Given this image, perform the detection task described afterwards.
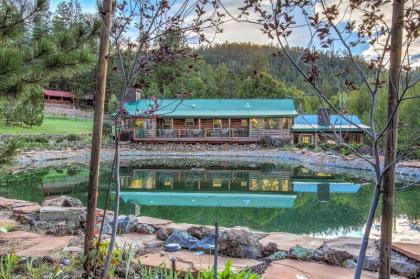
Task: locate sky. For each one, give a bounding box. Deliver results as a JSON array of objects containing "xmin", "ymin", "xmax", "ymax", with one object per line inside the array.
[{"xmin": 49, "ymin": 0, "xmax": 419, "ymax": 66}]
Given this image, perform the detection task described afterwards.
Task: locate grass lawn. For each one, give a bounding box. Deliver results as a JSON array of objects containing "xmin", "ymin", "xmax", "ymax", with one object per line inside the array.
[{"xmin": 0, "ymin": 117, "xmax": 93, "ymax": 135}]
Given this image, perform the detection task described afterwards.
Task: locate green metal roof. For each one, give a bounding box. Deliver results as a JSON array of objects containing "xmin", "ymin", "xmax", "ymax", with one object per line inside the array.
[
  {"xmin": 123, "ymin": 99, "xmax": 297, "ymax": 118},
  {"xmin": 291, "ymin": 114, "xmax": 369, "ymax": 132}
]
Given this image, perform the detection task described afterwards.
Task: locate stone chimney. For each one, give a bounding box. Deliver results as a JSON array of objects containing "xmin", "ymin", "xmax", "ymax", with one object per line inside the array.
[
  {"xmin": 125, "ymin": 87, "xmax": 141, "ymax": 103},
  {"xmin": 318, "ymin": 108, "xmax": 330, "ymax": 126}
]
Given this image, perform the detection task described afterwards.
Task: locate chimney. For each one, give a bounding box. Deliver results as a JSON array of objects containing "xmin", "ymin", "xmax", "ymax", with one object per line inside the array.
[
  {"xmin": 125, "ymin": 87, "xmax": 141, "ymax": 103},
  {"xmin": 318, "ymin": 108, "xmax": 330, "ymax": 126}
]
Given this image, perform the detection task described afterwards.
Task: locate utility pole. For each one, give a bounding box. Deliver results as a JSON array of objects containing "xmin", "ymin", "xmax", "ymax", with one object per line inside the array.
[
  {"xmin": 84, "ymin": 0, "xmax": 113, "ymax": 266},
  {"xmin": 379, "ymin": 0, "xmax": 404, "ymax": 278}
]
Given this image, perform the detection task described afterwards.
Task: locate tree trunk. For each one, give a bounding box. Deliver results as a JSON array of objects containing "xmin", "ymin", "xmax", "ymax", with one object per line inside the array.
[
  {"xmin": 379, "ymin": 0, "xmax": 404, "ymax": 278},
  {"xmin": 84, "ymin": 0, "xmax": 113, "ymax": 266}
]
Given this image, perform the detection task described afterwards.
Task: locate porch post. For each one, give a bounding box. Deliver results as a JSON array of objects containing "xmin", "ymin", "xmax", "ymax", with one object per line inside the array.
[
  {"xmin": 151, "ymin": 117, "xmax": 157, "ymax": 138},
  {"xmin": 228, "ymin": 118, "xmax": 231, "ymax": 137}
]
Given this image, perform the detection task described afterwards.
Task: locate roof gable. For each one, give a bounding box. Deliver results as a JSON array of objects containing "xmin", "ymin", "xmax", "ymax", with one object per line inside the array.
[{"xmin": 124, "ymin": 99, "xmax": 297, "ymax": 117}]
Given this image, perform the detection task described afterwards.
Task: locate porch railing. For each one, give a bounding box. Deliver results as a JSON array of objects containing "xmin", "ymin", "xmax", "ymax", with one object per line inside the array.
[{"xmin": 156, "ymin": 128, "xmax": 250, "ymax": 138}]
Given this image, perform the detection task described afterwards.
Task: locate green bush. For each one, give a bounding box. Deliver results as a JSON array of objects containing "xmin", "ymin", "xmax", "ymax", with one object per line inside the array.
[
  {"xmin": 66, "ymin": 134, "xmax": 82, "ymax": 142},
  {"xmin": 397, "ymin": 144, "xmax": 420, "ymax": 160},
  {"xmin": 31, "ymin": 135, "xmax": 50, "ymax": 144},
  {"xmin": 103, "ymin": 121, "xmax": 113, "ymax": 137}
]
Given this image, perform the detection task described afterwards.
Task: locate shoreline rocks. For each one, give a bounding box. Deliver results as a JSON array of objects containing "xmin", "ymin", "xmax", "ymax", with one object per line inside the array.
[
  {"xmin": 0, "ymin": 196, "xmax": 419, "ymax": 278},
  {"xmin": 10, "ymin": 146, "xmax": 420, "ymax": 181}
]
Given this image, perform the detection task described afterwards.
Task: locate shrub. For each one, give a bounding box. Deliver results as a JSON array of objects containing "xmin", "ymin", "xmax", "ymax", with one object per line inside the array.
[
  {"xmin": 31, "ymin": 135, "xmax": 50, "ymax": 144},
  {"xmin": 0, "ymin": 138, "xmax": 21, "ymax": 166},
  {"xmin": 103, "ymin": 121, "xmax": 113, "ymax": 137},
  {"xmin": 66, "ymin": 134, "xmax": 82, "ymax": 142},
  {"xmin": 295, "ymin": 143, "xmax": 315, "ymax": 149},
  {"xmin": 397, "ymin": 144, "xmax": 420, "ymax": 161},
  {"xmin": 0, "ymin": 251, "xmax": 19, "ymax": 279}
]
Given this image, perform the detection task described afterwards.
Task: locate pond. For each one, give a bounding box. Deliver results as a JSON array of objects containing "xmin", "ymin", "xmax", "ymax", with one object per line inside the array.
[{"xmin": 0, "ymin": 158, "xmax": 419, "ymax": 238}]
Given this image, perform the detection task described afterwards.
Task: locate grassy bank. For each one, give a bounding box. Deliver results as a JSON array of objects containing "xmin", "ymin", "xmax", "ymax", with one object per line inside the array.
[{"xmin": 0, "ymin": 117, "xmax": 93, "ymax": 135}]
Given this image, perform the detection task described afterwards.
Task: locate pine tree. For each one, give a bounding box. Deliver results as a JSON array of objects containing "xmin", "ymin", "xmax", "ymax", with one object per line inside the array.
[
  {"xmin": 22, "ymin": 87, "xmax": 44, "ymax": 127},
  {"xmin": 0, "ymin": 0, "xmax": 98, "ymax": 125}
]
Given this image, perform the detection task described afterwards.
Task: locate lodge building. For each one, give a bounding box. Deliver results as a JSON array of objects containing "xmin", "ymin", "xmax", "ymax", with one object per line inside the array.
[{"xmin": 121, "ymin": 99, "xmax": 368, "ymax": 145}]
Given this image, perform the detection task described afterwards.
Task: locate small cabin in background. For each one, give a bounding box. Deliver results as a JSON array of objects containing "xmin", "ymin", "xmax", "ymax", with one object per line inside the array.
[
  {"xmin": 43, "ymin": 89, "xmax": 74, "ymax": 107},
  {"xmin": 121, "ymin": 99, "xmax": 298, "ymax": 144},
  {"xmin": 291, "ymin": 109, "xmax": 369, "ymax": 144}
]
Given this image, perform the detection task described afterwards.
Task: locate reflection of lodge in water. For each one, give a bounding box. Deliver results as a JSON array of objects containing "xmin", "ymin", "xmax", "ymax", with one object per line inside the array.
[{"xmin": 119, "ymin": 167, "xmax": 361, "ymax": 205}]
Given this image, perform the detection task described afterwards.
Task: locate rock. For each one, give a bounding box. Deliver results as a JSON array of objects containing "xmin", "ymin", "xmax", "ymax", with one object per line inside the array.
[
  {"xmin": 262, "ymin": 242, "xmax": 278, "ymax": 257},
  {"xmin": 342, "ymin": 259, "xmax": 357, "ymax": 269},
  {"xmin": 136, "ymin": 216, "xmax": 172, "ymax": 227},
  {"xmin": 166, "ymin": 243, "xmax": 181, "ymax": 252},
  {"xmin": 117, "ymin": 215, "xmax": 138, "ymax": 233},
  {"xmin": 262, "ymin": 259, "xmax": 403, "ymax": 279},
  {"xmin": 12, "ymin": 204, "xmax": 41, "ymax": 216},
  {"xmin": 362, "ymin": 256, "xmax": 379, "ymax": 272},
  {"xmin": 135, "ymin": 223, "xmax": 156, "ymax": 235},
  {"xmin": 42, "ymin": 196, "xmax": 83, "ymax": 208},
  {"xmin": 165, "ymin": 230, "xmax": 199, "ymax": 249},
  {"xmin": 116, "ymin": 233, "xmax": 163, "ymax": 255},
  {"xmin": 190, "ymin": 234, "xmax": 216, "ymax": 251},
  {"xmin": 39, "ymin": 206, "xmax": 85, "ymax": 224},
  {"xmin": 267, "ymin": 251, "xmax": 288, "ymax": 261},
  {"xmin": 187, "ymin": 226, "xmax": 211, "ymax": 239},
  {"xmin": 62, "ymin": 246, "xmax": 83, "ymax": 254},
  {"xmin": 259, "ymin": 232, "xmax": 324, "ymax": 251},
  {"xmin": 135, "ymin": 250, "xmax": 261, "ymax": 273},
  {"xmin": 391, "ymin": 251, "xmax": 420, "ymax": 278},
  {"xmin": 0, "ymin": 230, "xmax": 72, "ymax": 258},
  {"xmin": 322, "ymin": 237, "xmax": 378, "ymax": 265},
  {"xmin": 219, "ymin": 229, "xmax": 262, "ymax": 259},
  {"xmin": 288, "ymin": 245, "xmax": 314, "ymax": 260},
  {"xmin": 392, "ymin": 242, "xmax": 420, "ymax": 262},
  {"xmin": 97, "ymin": 223, "xmax": 112, "ymax": 235},
  {"xmin": 156, "ymin": 227, "xmax": 171, "ymax": 241}
]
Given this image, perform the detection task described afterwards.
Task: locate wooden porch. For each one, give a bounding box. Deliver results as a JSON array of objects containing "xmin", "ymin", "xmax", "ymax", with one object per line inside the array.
[{"xmin": 132, "ymin": 136, "xmax": 260, "ymax": 144}]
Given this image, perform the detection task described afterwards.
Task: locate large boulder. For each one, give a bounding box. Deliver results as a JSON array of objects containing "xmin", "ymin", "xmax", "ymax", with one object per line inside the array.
[
  {"xmin": 135, "ymin": 223, "xmax": 156, "ymax": 235},
  {"xmin": 39, "ymin": 206, "xmax": 85, "ymax": 225},
  {"xmin": 391, "ymin": 252, "xmax": 420, "ymax": 278},
  {"xmin": 116, "ymin": 215, "xmax": 138, "ymax": 233},
  {"xmin": 165, "ymin": 230, "xmax": 199, "ymax": 249},
  {"xmin": 187, "ymin": 226, "xmax": 212, "ymax": 239},
  {"xmin": 42, "ymin": 196, "xmax": 83, "ymax": 208},
  {"xmin": 156, "ymin": 227, "xmax": 171, "ymax": 241},
  {"xmin": 218, "ymin": 229, "xmax": 262, "ymax": 259},
  {"xmin": 262, "ymin": 242, "xmax": 278, "ymax": 257},
  {"xmin": 288, "ymin": 245, "xmax": 314, "ymax": 260},
  {"xmin": 322, "ymin": 237, "xmax": 378, "ymax": 265}
]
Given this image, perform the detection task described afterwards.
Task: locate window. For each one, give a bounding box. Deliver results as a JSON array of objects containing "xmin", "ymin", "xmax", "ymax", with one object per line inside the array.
[
  {"xmin": 212, "ymin": 178, "xmax": 222, "ymax": 187},
  {"xmin": 263, "ymin": 118, "xmax": 280, "ymax": 129},
  {"xmin": 145, "ymin": 119, "xmax": 152, "ymax": 130},
  {"xmin": 185, "ymin": 118, "xmax": 194, "ymax": 128},
  {"xmin": 163, "ymin": 119, "xmax": 172, "ymax": 129},
  {"xmin": 213, "ymin": 119, "xmax": 222, "ymax": 129},
  {"xmin": 282, "ymin": 118, "xmax": 290, "ymax": 129},
  {"xmin": 240, "ymin": 119, "xmax": 249, "ymax": 127},
  {"xmin": 250, "ymin": 118, "xmax": 259, "ymax": 128},
  {"xmin": 301, "ymin": 136, "xmax": 311, "ymax": 144}
]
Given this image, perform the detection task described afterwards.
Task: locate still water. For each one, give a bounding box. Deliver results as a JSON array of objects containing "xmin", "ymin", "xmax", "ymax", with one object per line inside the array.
[{"xmin": 0, "ymin": 158, "xmax": 418, "ymax": 237}]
